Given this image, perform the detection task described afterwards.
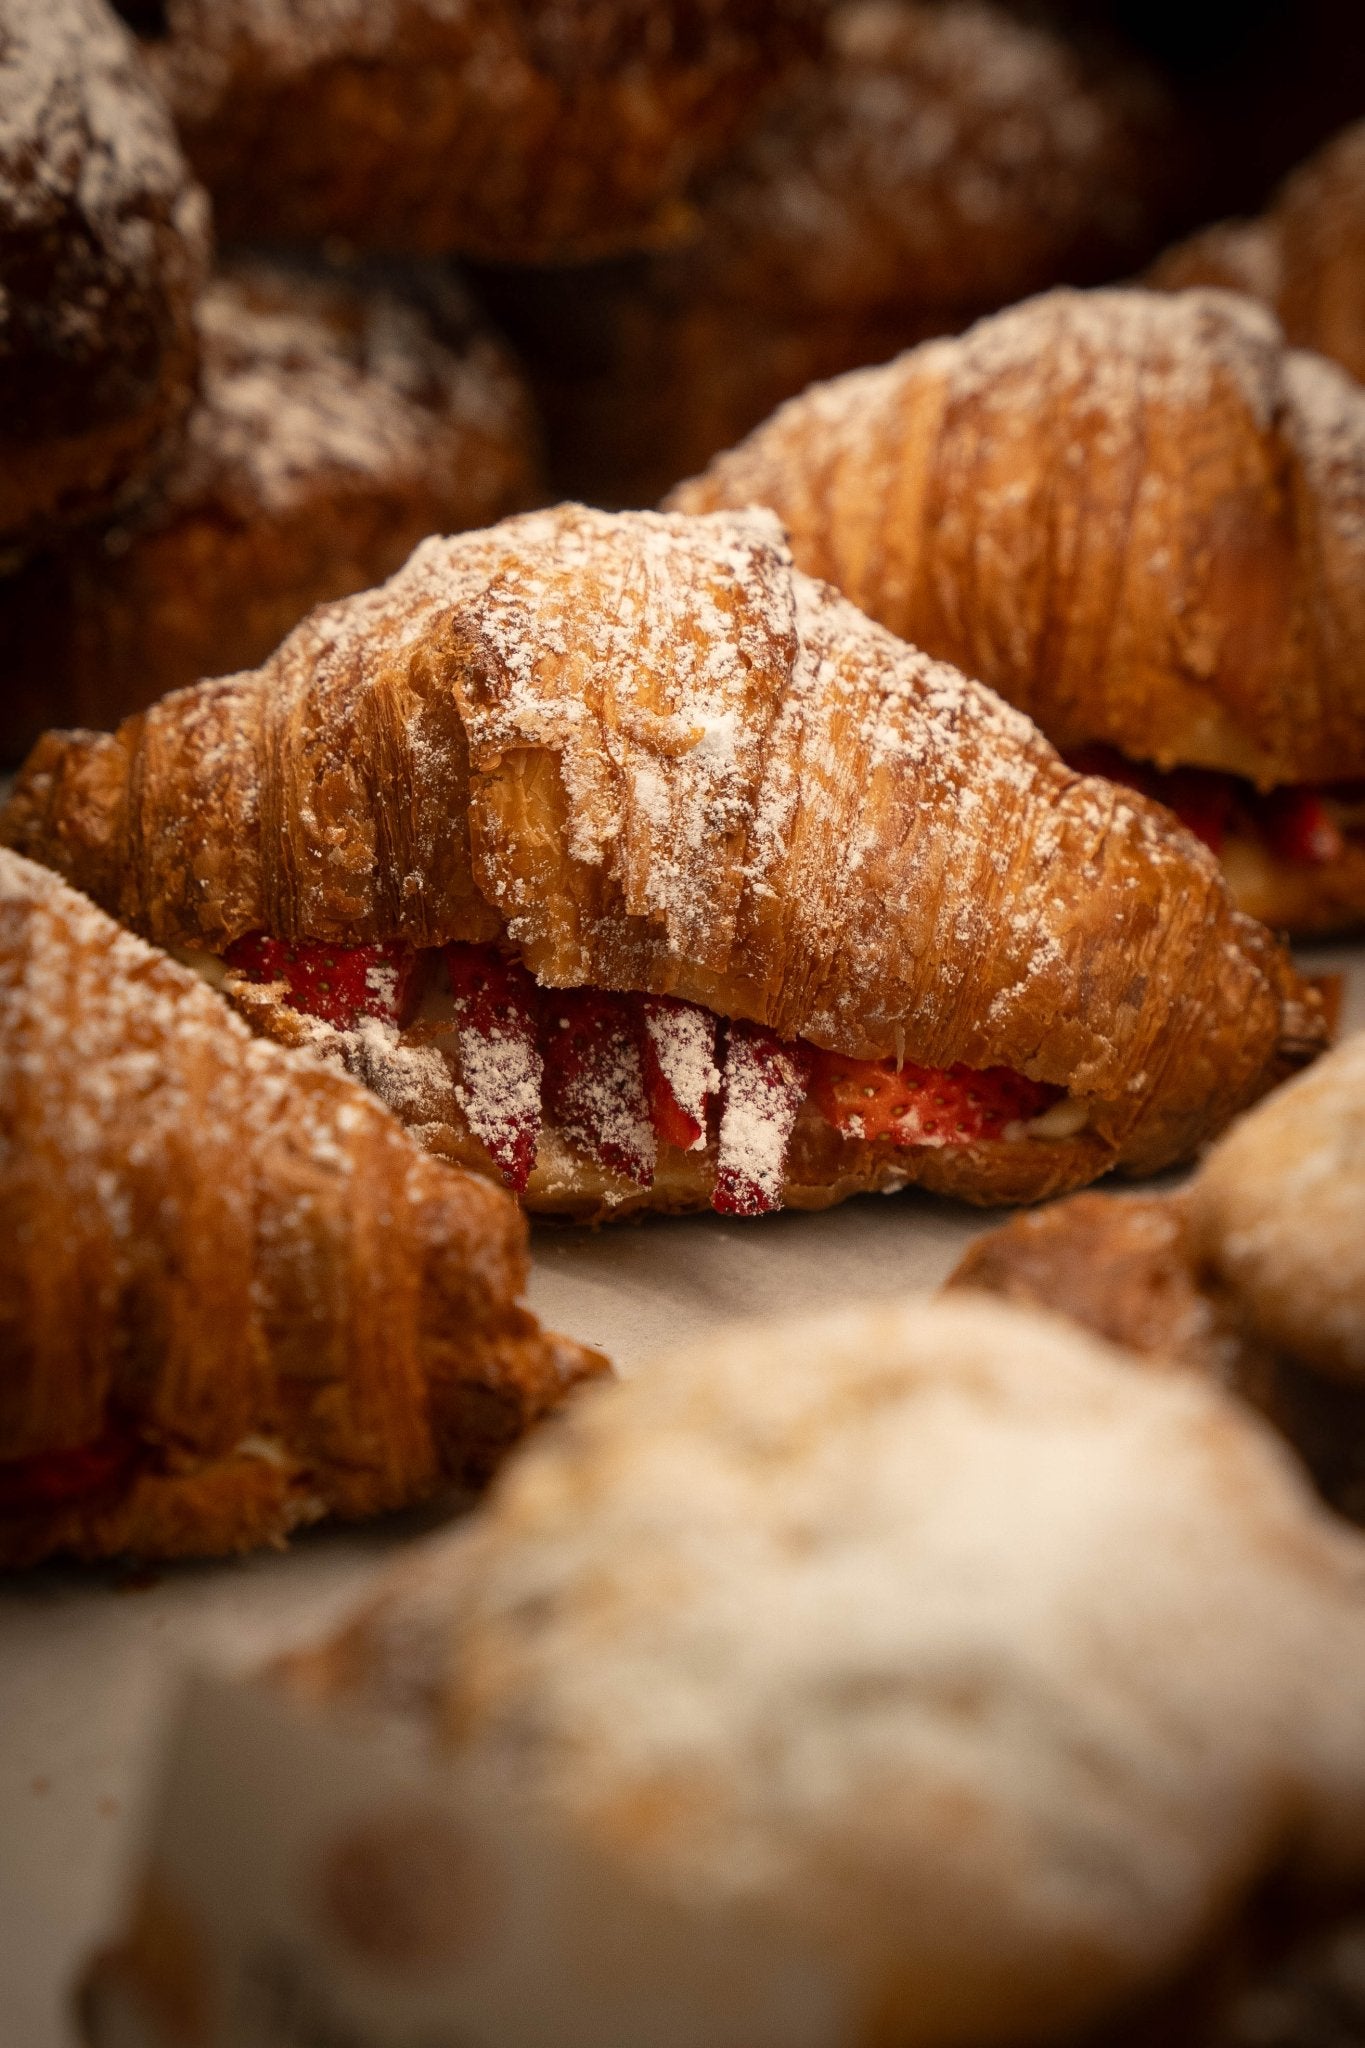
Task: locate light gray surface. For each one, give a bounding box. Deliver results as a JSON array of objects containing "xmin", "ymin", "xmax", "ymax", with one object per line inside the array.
[
  {"xmin": 0, "ymin": 1192, "xmax": 995, "ymax": 2048},
  {"xmin": 3, "ymin": 949, "xmax": 1361, "ymax": 2048}
]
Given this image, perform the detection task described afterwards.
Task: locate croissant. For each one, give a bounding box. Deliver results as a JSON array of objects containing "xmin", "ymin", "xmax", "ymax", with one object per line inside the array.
[
  {"xmin": 950, "ymin": 1029, "xmax": 1365, "ymax": 1523},
  {"xmin": 0, "ymin": 846, "xmax": 605, "ymax": 1568},
  {"xmin": 670, "ymin": 287, "xmax": 1365, "ymax": 935},
  {"xmin": 246, "ymin": 1298, "xmax": 1365, "ymax": 2048},
  {"xmin": 476, "ymin": 0, "xmax": 1182, "ymax": 508},
  {"xmin": 1150, "ymin": 118, "xmax": 1365, "ymax": 390},
  {"xmin": 0, "ymin": 0, "xmax": 209, "ymax": 562},
  {"xmin": 1, "ymin": 505, "xmax": 1324, "ymax": 1223},
  {"xmin": 134, "ymin": 0, "xmax": 822, "ymax": 263},
  {"xmin": 0, "ymin": 255, "xmax": 540, "ymax": 763}
]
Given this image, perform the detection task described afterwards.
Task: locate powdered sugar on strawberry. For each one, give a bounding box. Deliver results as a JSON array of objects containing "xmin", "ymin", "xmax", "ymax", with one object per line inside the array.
[{"xmin": 714, "ymin": 1021, "xmax": 809, "ymax": 1215}]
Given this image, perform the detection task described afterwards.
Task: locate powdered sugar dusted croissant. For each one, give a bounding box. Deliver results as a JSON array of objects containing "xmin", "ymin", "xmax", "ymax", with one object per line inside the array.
[
  {"xmin": 671, "ymin": 288, "xmax": 1365, "ymax": 934},
  {"xmin": 269, "ymin": 1296, "xmax": 1365, "ymax": 2047},
  {"xmin": 1, "ymin": 505, "xmax": 1323, "ymax": 1220},
  {"xmin": 0, "ymin": 847, "xmax": 604, "ymax": 1567}
]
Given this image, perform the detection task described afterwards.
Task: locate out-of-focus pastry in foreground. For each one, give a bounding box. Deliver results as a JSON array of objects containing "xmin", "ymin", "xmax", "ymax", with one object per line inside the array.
[
  {"xmin": 0, "ymin": 257, "xmax": 542, "ymax": 762},
  {"xmin": 256, "ymin": 1295, "xmax": 1365, "ymax": 2047},
  {"xmin": 672, "ymin": 287, "xmax": 1365, "ymax": 934},
  {"xmin": 1151, "ymin": 117, "xmax": 1365, "ymax": 389},
  {"xmin": 0, "ymin": 0, "xmax": 210, "ymax": 564},
  {"xmin": 478, "ymin": 0, "xmax": 1186, "ymax": 507},
  {"xmin": 0, "ymin": 847, "xmax": 605, "ymax": 1567},
  {"xmin": 951, "ymin": 1029, "xmax": 1365, "ymax": 1523},
  {"xmin": 0, "ymin": 504, "xmax": 1325, "ymax": 1221},
  {"xmin": 127, "ymin": 0, "xmax": 826, "ymax": 263}
]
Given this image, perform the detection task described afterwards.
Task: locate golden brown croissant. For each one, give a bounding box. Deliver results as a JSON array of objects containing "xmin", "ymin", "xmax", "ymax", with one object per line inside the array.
[
  {"xmin": 0, "ymin": 505, "xmax": 1324, "ymax": 1222},
  {"xmin": 950, "ymin": 1029, "xmax": 1365, "ymax": 1522},
  {"xmin": 0, "ymin": 846, "xmax": 605, "ymax": 1568},
  {"xmin": 0, "ymin": 255, "xmax": 541, "ymax": 763},
  {"xmin": 670, "ymin": 287, "xmax": 1365, "ymax": 935},
  {"xmin": 1150, "ymin": 118, "xmax": 1365, "ymax": 390},
  {"xmin": 477, "ymin": 0, "xmax": 1182, "ymax": 508},
  {"xmin": 134, "ymin": 0, "xmax": 823, "ymax": 263}
]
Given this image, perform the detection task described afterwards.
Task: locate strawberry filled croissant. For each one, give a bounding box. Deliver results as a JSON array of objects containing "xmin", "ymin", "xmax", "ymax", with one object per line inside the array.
[
  {"xmin": 671, "ymin": 289, "xmax": 1365, "ymax": 935},
  {"xmin": 1, "ymin": 505, "xmax": 1324, "ymax": 1221},
  {"xmin": 0, "ymin": 848, "xmax": 605, "ymax": 1567}
]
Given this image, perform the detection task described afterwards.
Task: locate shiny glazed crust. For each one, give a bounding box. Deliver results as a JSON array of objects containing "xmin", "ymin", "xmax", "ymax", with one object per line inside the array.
[
  {"xmin": 0, "ymin": 257, "xmax": 541, "ymax": 760},
  {"xmin": 140, "ymin": 0, "xmax": 822, "ymax": 262},
  {"xmin": 670, "ymin": 288, "xmax": 1365, "ymax": 789},
  {"xmin": 0, "ymin": 0, "xmax": 210, "ymax": 560},
  {"xmin": 0, "ymin": 848, "xmax": 605, "ymax": 1566},
  {"xmin": 0, "ymin": 504, "xmax": 1326, "ymax": 1212}
]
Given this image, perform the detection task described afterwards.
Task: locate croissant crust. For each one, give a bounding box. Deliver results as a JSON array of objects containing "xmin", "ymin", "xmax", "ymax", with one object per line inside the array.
[
  {"xmin": 0, "ymin": 505, "xmax": 1323, "ymax": 1201},
  {"xmin": 669, "ymin": 288, "xmax": 1365, "ymax": 790},
  {"xmin": 0, "ymin": 848, "xmax": 604, "ymax": 1565}
]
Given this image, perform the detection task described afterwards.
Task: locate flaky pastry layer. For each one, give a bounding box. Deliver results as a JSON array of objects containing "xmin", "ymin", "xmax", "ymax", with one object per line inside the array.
[
  {"xmin": 0, "ymin": 504, "xmax": 1325, "ymax": 1211},
  {"xmin": 0, "ymin": 849, "xmax": 604, "ymax": 1566},
  {"xmin": 670, "ymin": 288, "xmax": 1365, "ymax": 791}
]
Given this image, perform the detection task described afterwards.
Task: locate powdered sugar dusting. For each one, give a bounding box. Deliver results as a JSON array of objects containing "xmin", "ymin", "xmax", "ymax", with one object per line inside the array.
[
  {"xmin": 452, "ymin": 503, "xmax": 798, "ymax": 966},
  {"xmin": 641, "ymin": 997, "xmax": 719, "ymax": 1147},
  {"xmin": 542, "ymin": 992, "xmax": 656, "ymax": 1188},
  {"xmin": 151, "ymin": 0, "xmax": 473, "ymax": 118},
  {"xmin": 714, "ymin": 1022, "xmax": 806, "ymax": 1214},
  {"xmin": 455, "ymin": 1018, "xmax": 543, "ymax": 1186},
  {"xmin": 698, "ymin": 0, "xmax": 1173, "ymax": 316},
  {"xmin": 1285, "ymin": 348, "xmax": 1365, "ymax": 543},
  {"xmin": 163, "ymin": 261, "xmax": 530, "ymax": 519},
  {"xmin": 0, "ymin": 0, "xmax": 207, "ymax": 345}
]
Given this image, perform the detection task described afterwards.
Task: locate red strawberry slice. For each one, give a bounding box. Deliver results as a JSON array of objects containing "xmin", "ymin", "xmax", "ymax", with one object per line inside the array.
[
  {"xmin": 541, "ymin": 989, "xmax": 656, "ymax": 1187},
  {"xmin": 0, "ymin": 1432, "xmax": 138, "ymax": 1517},
  {"xmin": 810, "ymin": 1051, "xmax": 1059, "ymax": 1146},
  {"xmin": 224, "ymin": 934, "xmax": 425, "ymax": 1032},
  {"xmin": 713, "ymin": 1021, "xmax": 810, "ymax": 1216},
  {"xmin": 1258, "ymin": 788, "xmax": 1347, "ymax": 867},
  {"xmin": 445, "ymin": 946, "xmax": 543, "ymax": 1194},
  {"xmin": 639, "ymin": 996, "xmax": 720, "ymax": 1152}
]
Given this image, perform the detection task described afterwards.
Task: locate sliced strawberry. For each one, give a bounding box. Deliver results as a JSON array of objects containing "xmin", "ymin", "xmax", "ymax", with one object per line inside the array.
[
  {"xmin": 810, "ymin": 1051, "xmax": 1060, "ymax": 1147},
  {"xmin": 445, "ymin": 945, "xmax": 543, "ymax": 1194},
  {"xmin": 224, "ymin": 933, "xmax": 425, "ymax": 1031},
  {"xmin": 1257, "ymin": 788, "xmax": 1347, "ymax": 867},
  {"xmin": 0, "ymin": 1433, "xmax": 138, "ymax": 1517},
  {"xmin": 541, "ymin": 988, "xmax": 656, "ymax": 1187},
  {"xmin": 639, "ymin": 996, "xmax": 720, "ymax": 1153},
  {"xmin": 713, "ymin": 1021, "xmax": 810, "ymax": 1216}
]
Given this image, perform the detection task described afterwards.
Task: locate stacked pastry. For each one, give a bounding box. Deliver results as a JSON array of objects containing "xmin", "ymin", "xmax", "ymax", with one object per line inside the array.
[
  {"xmin": 0, "ymin": 0, "xmax": 545, "ymax": 758},
  {"xmin": 2, "ymin": 6, "xmax": 1365, "ymax": 2039}
]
